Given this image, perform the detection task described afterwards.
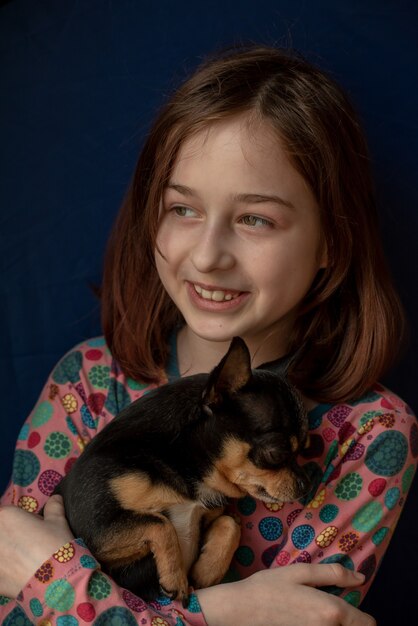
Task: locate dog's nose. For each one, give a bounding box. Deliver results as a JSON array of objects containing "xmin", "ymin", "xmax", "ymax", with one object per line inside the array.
[{"xmin": 296, "ymin": 473, "xmax": 311, "ymax": 497}]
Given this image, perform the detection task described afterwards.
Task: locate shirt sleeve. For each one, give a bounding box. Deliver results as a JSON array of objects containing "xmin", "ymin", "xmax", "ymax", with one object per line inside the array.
[
  {"xmin": 0, "ymin": 340, "xmax": 208, "ymax": 626},
  {"xmin": 226, "ymin": 386, "xmax": 417, "ymax": 608},
  {"xmin": 311, "ymin": 388, "xmax": 418, "ymax": 606}
]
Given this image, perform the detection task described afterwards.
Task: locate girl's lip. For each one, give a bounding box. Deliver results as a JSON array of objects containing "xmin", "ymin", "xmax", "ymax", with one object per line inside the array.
[
  {"xmin": 186, "ymin": 281, "xmax": 250, "ymax": 311},
  {"xmin": 190, "ymin": 281, "xmax": 243, "ymax": 295}
]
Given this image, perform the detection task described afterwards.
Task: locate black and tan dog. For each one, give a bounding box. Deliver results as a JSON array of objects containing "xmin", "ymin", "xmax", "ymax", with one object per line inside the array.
[{"xmin": 55, "ymin": 337, "xmax": 310, "ymax": 604}]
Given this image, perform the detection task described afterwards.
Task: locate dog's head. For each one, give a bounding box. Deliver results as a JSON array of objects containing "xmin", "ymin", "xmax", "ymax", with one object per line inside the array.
[{"xmin": 200, "ymin": 337, "xmax": 311, "ymax": 503}]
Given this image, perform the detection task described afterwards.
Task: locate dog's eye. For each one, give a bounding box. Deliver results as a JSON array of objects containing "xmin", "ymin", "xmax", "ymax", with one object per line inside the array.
[
  {"xmin": 256, "ymin": 486, "xmax": 270, "ymax": 498},
  {"xmin": 250, "ymin": 445, "xmax": 288, "ymax": 468}
]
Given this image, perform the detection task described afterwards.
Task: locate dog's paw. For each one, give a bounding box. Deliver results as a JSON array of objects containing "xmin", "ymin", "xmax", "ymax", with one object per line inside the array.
[
  {"xmin": 159, "ymin": 585, "xmax": 178, "ymax": 601},
  {"xmin": 158, "ymin": 571, "xmax": 189, "ymax": 604},
  {"xmin": 181, "ymin": 593, "xmax": 191, "ymax": 609},
  {"xmin": 158, "ymin": 584, "xmax": 190, "ymax": 607}
]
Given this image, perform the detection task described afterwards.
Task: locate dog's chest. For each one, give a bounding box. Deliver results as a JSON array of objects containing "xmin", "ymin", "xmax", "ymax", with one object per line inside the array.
[{"xmin": 167, "ymin": 502, "xmax": 206, "ymax": 571}]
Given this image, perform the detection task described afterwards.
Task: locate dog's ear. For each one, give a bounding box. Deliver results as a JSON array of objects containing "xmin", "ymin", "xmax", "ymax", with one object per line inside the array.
[{"xmin": 202, "ymin": 337, "xmax": 252, "ymax": 407}]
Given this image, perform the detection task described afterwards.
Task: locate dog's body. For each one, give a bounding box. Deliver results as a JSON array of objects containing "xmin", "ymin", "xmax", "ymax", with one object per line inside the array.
[{"xmin": 56, "ymin": 338, "xmax": 309, "ymax": 604}]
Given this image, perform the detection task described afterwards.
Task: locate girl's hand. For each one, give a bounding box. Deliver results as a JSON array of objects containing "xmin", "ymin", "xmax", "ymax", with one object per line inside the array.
[
  {"xmin": 0, "ymin": 495, "xmax": 74, "ymax": 598},
  {"xmin": 197, "ymin": 563, "xmax": 376, "ymax": 626}
]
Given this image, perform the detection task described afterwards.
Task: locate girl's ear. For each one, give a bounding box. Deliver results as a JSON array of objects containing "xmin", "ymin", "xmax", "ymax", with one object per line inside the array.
[{"xmin": 202, "ymin": 337, "xmax": 252, "ymax": 407}]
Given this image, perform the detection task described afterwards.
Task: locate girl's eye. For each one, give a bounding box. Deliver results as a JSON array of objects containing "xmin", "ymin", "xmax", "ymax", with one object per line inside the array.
[
  {"xmin": 173, "ymin": 205, "xmax": 197, "ymax": 218},
  {"xmin": 240, "ymin": 215, "xmax": 273, "ymax": 228}
]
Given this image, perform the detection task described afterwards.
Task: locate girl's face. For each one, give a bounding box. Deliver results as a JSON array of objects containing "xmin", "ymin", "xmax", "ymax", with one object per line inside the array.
[{"xmin": 155, "ymin": 115, "xmax": 327, "ymax": 359}]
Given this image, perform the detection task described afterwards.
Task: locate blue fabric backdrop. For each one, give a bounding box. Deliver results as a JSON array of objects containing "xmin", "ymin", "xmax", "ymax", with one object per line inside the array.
[{"xmin": 1, "ymin": 1, "xmax": 417, "ymax": 623}]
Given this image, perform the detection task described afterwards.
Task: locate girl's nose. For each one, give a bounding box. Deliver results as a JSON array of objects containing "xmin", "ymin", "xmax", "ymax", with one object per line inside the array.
[{"xmin": 190, "ymin": 225, "xmax": 235, "ymax": 273}]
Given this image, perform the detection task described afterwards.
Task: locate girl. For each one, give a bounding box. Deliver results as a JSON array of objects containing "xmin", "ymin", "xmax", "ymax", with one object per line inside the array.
[{"xmin": 0, "ymin": 45, "xmax": 415, "ymax": 626}]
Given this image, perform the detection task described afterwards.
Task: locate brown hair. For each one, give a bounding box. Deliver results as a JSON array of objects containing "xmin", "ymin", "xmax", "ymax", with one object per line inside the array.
[{"xmin": 101, "ymin": 45, "xmax": 405, "ymax": 402}]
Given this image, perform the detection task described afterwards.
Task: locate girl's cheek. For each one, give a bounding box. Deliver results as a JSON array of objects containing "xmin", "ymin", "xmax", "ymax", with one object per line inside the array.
[
  {"xmin": 155, "ymin": 230, "xmax": 169, "ymax": 261},
  {"xmin": 156, "ymin": 225, "xmax": 179, "ymax": 262}
]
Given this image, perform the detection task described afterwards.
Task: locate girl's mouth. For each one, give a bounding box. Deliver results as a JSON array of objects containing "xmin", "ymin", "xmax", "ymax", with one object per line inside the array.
[
  {"xmin": 186, "ymin": 281, "xmax": 250, "ymax": 311},
  {"xmin": 193, "ymin": 283, "xmax": 242, "ymax": 302}
]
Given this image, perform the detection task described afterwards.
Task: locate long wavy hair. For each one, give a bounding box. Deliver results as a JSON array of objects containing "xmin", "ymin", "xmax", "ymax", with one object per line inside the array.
[{"xmin": 101, "ymin": 45, "xmax": 405, "ymax": 402}]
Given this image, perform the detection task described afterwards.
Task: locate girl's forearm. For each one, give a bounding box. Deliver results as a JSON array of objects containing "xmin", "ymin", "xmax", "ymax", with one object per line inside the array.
[
  {"xmin": 195, "ymin": 566, "xmax": 374, "ymax": 626},
  {"xmin": 196, "ymin": 582, "xmax": 241, "ymax": 626}
]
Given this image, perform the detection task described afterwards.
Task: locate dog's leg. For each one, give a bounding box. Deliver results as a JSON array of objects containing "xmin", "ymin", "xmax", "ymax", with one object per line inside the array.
[
  {"xmin": 190, "ymin": 514, "xmax": 241, "ymax": 589},
  {"xmin": 96, "ymin": 513, "xmax": 189, "ymax": 603}
]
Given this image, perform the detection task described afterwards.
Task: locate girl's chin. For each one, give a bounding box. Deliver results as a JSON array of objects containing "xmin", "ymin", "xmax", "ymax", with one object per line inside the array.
[
  {"xmin": 186, "ymin": 325, "xmax": 241, "ymax": 343},
  {"xmin": 182, "ymin": 316, "xmax": 291, "ymax": 355},
  {"xmin": 179, "ymin": 317, "xmax": 243, "ymax": 343}
]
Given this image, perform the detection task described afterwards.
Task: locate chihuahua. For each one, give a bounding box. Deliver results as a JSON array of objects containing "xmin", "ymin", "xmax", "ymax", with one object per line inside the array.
[{"xmin": 55, "ymin": 337, "xmax": 310, "ymax": 604}]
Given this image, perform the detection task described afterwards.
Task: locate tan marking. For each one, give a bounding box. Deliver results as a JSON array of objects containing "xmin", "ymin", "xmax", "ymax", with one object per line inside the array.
[
  {"xmin": 204, "ymin": 466, "xmax": 247, "ymax": 498},
  {"xmin": 290, "ymin": 436, "xmax": 298, "ymax": 453},
  {"xmin": 190, "ymin": 514, "xmax": 241, "ymax": 588},
  {"xmin": 215, "ymin": 342, "xmax": 251, "ymax": 393},
  {"xmin": 204, "ymin": 339, "xmax": 251, "ymax": 404},
  {"xmin": 201, "ymin": 505, "xmax": 226, "ymax": 528},
  {"xmin": 242, "ymin": 462, "xmax": 299, "ymax": 500},
  {"xmin": 98, "ymin": 513, "xmax": 189, "ymax": 603},
  {"xmin": 196, "ymin": 483, "xmax": 229, "ymax": 507},
  {"xmin": 109, "ymin": 472, "xmax": 185, "ymax": 513},
  {"xmin": 96, "ymin": 523, "xmax": 151, "ymax": 564},
  {"xmin": 238, "ymin": 464, "xmax": 302, "ymax": 502},
  {"xmin": 204, "ymin": 437, "xmax": 256, "ymax": 497},
  {"xmin": 219, "ymin": 358, "xmax": 251, "ymax": 392},
  {"xmin": 216, "ymin": 437, "xmax": 251, "ymax": 479},
  {"xmin": 206, "ymin": 437, "xmax": 303, "ymax": 502}
]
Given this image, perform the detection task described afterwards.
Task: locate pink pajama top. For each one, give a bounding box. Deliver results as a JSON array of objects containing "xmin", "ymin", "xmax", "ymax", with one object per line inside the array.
[{"xmin": 1, "ymin": 337, "xmax": 417, "ymax": 625}]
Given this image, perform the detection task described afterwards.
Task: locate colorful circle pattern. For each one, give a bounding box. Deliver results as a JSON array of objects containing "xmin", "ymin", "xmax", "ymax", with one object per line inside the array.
[
  {"xmin": 12, "ymin": 450, "xmax": 40, "ymax": 486},
  {"xmin": 93, "ymin": 607, "xmax": 138, "ymax": 626},
  {"xmin": 258, "ymin": 516, "xmax": 283, "ymax": 541},
  {"xmin": 2, "ymin": 339, "xmax": 416, "ymax": 624},
  {"xmin": 365, "ymin": 431, "xmax": 408, "ymax": 476},
  {"xmin": 87, "ymin": 572, "xmax": 112, "ymax": 600},
  {"xmin": 44, "ymin": 432, "xmax": 72, "ymax": 459},
  {"xmin": 45, "ymin": 579, "xmax": 75, "ymax": 611},
  {"xmin": 292, "ymin": 524, "xmax": 315, "ymax": 549}
]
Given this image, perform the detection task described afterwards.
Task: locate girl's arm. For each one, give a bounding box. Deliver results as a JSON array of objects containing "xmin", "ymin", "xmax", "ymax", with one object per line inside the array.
[
  {"xmin": 0, "ymin": 499, "xmax": 376, "ymax": 626},
  {"xmin": 0, "ymin": 340, "xmax": 207, "ymax": 626},
  {"xmin": 0, "ymin": 496, "xmax": 73, "ymax": 599},
  {"xmin": 197, "ymin": 565, "xmax": 376, "ymax": 626},
  {"xmin": 0, "ymin": 342, "xmax": 373, "ymax": 626},
  {"xmin": 300, "ymin": 388, "xmax": 417, "ymax": 603},
  {"xmin": 1, "ymin": 340, "xmax": 414, "ymax": 626}
]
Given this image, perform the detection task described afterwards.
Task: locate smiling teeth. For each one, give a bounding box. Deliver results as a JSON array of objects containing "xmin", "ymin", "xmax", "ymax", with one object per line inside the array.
[{"xmin": 193, "ymin": 284, "xmax": 239, "ymax": 301}]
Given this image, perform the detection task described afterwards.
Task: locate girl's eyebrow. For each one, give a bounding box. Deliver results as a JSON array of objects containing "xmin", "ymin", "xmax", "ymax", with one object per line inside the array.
[{"xmin": 165, "ymin": 182, "xmax": 295, "ymax": 210}]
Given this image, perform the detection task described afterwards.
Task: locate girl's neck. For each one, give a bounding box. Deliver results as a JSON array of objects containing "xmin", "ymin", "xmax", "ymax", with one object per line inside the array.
[
  {"xmin": 176, "ymin": 326, "xmax": 319, "ymax": 413},
  {"xmin": 176, "ymin": 325, "xmax": 289, "ymax": 376}
]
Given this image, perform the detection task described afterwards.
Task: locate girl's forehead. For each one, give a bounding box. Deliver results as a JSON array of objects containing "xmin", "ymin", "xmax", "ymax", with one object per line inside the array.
[
  {"xmin": 176, "ymin": 115, "xmax": 278, "ymax": 161},
  {"xmin": 169, "ymin": 115, "xmax": 315, "ymax": 208}
]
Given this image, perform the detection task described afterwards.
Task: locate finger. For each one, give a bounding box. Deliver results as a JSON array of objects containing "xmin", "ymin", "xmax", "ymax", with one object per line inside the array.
[
  {"xmin": 336, "ymin": 595, "xmax": 377, "ymax": 626},
  {"xmin": 284, "ymin": 562, "xmax": 365, "ymax": 588},
  {"xmin": 304, "ymin": 585, "xmax": 376, "ymax": 626},
  {"xmin": 303, "ymin": 584, "xmax": 376, "ymax": 626},
  {"xmin": 43, "ymin": 494, "xmax": 66, "ymax": 520},
  {"xmin": 344, "ymin": 608, "xmax": 377, "ymax": 626}
]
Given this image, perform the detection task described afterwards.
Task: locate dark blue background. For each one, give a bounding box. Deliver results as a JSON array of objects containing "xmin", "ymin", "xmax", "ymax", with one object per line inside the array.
[{"xmin": 1, "ymin": 1, "xmax": 417, "ymax": 623}]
